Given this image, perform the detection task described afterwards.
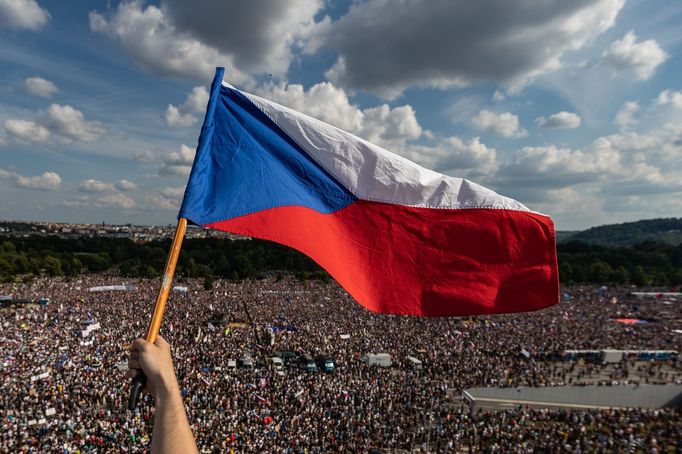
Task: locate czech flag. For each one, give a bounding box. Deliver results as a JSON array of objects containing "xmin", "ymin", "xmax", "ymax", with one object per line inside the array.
[{"xmin": 179, "ymin": 68, "xmax": 559, "ymax": 316}]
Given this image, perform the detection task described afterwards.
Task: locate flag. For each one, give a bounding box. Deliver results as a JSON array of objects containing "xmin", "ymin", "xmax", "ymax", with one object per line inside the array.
[{"xmin": 179, "ymin": 67, "xmax": 559, "ymax": 316}]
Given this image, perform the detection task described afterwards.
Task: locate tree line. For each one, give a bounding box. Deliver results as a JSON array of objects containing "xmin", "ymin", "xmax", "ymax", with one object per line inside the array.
[
  {"xmin": 1, "ymin": 235, "xmax": 681, "ymax": 286},
  {"xmin": 562, "ymin": 217, "xmax": 682, "ymax": 247},
  {"xmin": 558, "ymin": 240, "xmax": 682, "ymax": 286},
  {"xmin": 0, "ymin": 236, "xmax": 327, "ymax": 287}
]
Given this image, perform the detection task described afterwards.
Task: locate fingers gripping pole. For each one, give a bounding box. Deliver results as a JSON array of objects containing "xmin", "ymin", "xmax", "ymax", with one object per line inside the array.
[{"xmin": 128, "ymin": 217, "xmax": 188, "ymax": 411}]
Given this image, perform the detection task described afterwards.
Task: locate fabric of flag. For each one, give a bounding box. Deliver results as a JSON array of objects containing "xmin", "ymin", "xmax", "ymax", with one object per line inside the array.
[{"xmin": 179, "ymin": 68, "xmax": 559, "ymax": 316}]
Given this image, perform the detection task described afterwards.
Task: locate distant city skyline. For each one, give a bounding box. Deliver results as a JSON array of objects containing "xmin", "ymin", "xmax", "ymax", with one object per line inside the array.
[
  {"xmin": 1, "ymin": 0, "xmax": 681, "ymax": 230},
  {"xmin": 0, "ymin": 219, "xmax": 240, "ymax": 242}
]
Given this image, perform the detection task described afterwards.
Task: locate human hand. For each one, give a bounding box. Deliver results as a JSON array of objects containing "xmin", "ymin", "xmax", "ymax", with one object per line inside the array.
[{"xmin": 126, "ymin": 336, "xmax": 178, "ymax": 399}]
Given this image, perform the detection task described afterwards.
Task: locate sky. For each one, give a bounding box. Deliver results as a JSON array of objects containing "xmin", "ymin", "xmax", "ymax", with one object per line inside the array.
[{"xmin": 0, "ymin": 0, "xmax": 681, "ymax": 230}]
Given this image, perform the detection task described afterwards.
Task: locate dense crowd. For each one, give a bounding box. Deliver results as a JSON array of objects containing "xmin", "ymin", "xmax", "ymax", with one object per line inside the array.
[{"xmin": 1, "ymin": 274, "xmax": 681, "ymax": 452}]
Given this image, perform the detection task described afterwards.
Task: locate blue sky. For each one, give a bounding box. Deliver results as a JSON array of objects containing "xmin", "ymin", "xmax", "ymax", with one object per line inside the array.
[{"xmin": 0, "ymin": 0, "xmax": 681, "ymax": 230}]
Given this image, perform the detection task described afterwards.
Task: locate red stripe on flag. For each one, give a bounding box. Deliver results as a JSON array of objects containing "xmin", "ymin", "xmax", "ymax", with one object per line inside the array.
[{"xmin": 206, "ymin": 200, "xmax": 558, "ymax": 316}]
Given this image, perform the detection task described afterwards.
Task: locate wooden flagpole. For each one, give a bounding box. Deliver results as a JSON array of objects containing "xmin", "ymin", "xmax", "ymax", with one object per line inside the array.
[{"xmin": 128, "ymin": 217, "xmax": 188, "ymax": 411}]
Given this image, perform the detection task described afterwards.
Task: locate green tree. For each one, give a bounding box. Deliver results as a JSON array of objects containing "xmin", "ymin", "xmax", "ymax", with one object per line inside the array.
[
  {"xmin": 215, "ymin": 255, "xmax": 231, "ymax": 276},
  {"xmin": 43, "ymin": 256, "xmax": 63, "ymax": 276},
  {"xmin": 631, "ymin": 265, "xmax": 651, "ymax": 286},
  {"xmin": 0, "ymin": 257, "xmax": 13, "ymax": 279},
  {"xmin": 233, "ymin": 254, "xmax": 255, "ymax": 278},
  {"xmin": 558, "ymin": 262, "xmax": 573, "ymax": 283},
  {"xmin": 203, "ymin": 274, "xmax": 214, "ymax": 290},
  {"xmin": 669, "ymin": 268, "xmax": 682, "ymax": 285},
  {"xmin": 587, "ymin": 260, "xmax": 612, "ymax": 283},
  {"xmin": 610, "ymin": 266, "xmax": 630, "ymax": 285},
  {"xmin": 141, "ymin": 265, "xmax": 158, "ymax": 278},
  {"xmin": 186, "ymin": 258, "xmax": 199, "ymax": 278},
  {"xmin": 79, "ymin": 253, "xmax": 111, "ymax": 273},
  {"xmin": 12, "ymin": 255, "xmax": 29, "ymax": 274},
  {"xmin": 0, "ymin": 241, "xmax": 16, "ymax": 254},
  {"xmin": 650, "ymin": 269, "xmax": 668, "ymax": 286},
  {"xmin": 197, "ymin": 264, "xmax": 211, "ymax": 278},
  {"xmin": 119, "ymin": 259, "xmax": 137, "ymax": 276}
]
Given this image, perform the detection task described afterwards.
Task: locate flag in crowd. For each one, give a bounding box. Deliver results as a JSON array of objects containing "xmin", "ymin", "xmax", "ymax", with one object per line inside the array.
[{"xmin": 179, "ymin": 68, "xmax": 559, "ymax": 317}]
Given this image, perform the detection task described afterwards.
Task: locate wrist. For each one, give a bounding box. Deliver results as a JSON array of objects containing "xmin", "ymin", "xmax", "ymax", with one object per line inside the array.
[{"xmin": 155, "ymin": 370, "xmax": 180, "ymax": 402}]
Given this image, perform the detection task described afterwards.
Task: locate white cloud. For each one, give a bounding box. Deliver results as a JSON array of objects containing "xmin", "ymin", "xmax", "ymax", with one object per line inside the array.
[
  {"xmin": 37, "ymin": 104, "xmax": 104, "ymax": 142},
  {"xmin": 182, "ymin": 86, "xmax": 210, "ymax": 113},
  {"xmin": 89, "ymin": 2, "xmax": 244, "ymax": 83},
  {"xmin": 359, "ymin": 104, "xmax": 422, "ymax": 146},
  {"xmin": 614, "ymin": 101, "xmax": 639, "ymax": 130},
  {"xmin": 595, "ymin": 131, "xmax": 661, "ymax": 153},
  {"xmin": 115, "ymin": 179, "xmax": 137, "ymax": 191},
  {"xmin": 161, "ymin": 186, "xmax": 185, "ymax": 200},
  {"xmin": 493, "ymin": 123, "xmax": 682, "ymax": 217},
  {"xmin": 498, "ymin": 145, "xmax": 615, "ymax": 190},
  {"xmin": 257, "ymin": 82, "xmax": 363, "ymax": 132},
  {"xmin": 0, "ymin": 168, "xmax": 17, "ymax": 180},
  {"xmin": 16, "ymin": 171, "xmax": 61, "ymax": 190},
  {"xmin": 97, "ymin": 193, "xmax": 136, "ymax": 209},
  {"xmin": 587, "ymin": 136, "xmax": 669, "ymax": 196},
  {"xmin": 164, "ymin": 105, "xmax": 196, "ymax": 128},
  {"xmin": 90, "ymin": 1, "xmax": 323, "ymax": 83},
  {"xmin": 535, "ymin": 111, "xmax": 581, "ymax": 129},
  {"xmin": 65, "ymin": 193, "xmax": 137, "ymax": 209},
  {"xmin": 602, "ymin": 31, "xmax": 668, "ymax": 80},
  {"xmin": 317, "ymin": 0, "xmax": 624, "ymax": 98},
  {"xmin": 161, "ymin": 0, "xmax": 323, "ymax": 77},
  {"xmin": 133, "ymin": 149, "xmax": 160, "ymax": 163},
  {"xmin": 257, "ymin": 81, "xmax": 423, "ymax": 147},
  {"xmin": 430, "ymin": 137, "xmax": 497, "ymax": 175},
  {"xmin": 0, "ymin": 0, "xmax": 50, "ymax": 30},
  {"xmin": 528, "ymin": 187, "xmax": 608, "ymax": 230},
  {"xmin": 144, "ymin": 195, "xmax": 177, "ymax": 211},
  {"xmin": 63, "ymin": 196, "xmax": 90, "ymax": 209},
  {"xmin": 445, "ymin": 94, "xmax": 487, "ymax": 126},
  {"xmin": 75, "ymin": 179, "xmax": 137, "ymax": 197},
  {"xmin": 159, "ymin": 144, "xmax": 195, "ymax": 175},
  {"xmin": 491, "ymin": 90, "xmax": 506, "ymax": 102},
  {"xmin": 78, "ymin": 179, "xmax": 114, "ymax": 193},
  {"xmin": 145, "ymin": 187, "xmax": 187, "ymax": 211},
  {"xmin": 471, "ymin": 110, "xmax": 527, "ymax": 138},
  {"xmin": 3, "ymin": 104, "xmax": 104, "ymax": 144},
  {"xmin": 656, "ymin": 90, "xmax": 682, "ymax": 109},
  {"xmin": 164, "ymin": 86, "xmax": 209, "ymax": 128},
  {"xmin": 24, "ymin": 76, "xmax": 58, "ymax": 97},
  {"xmin": 3, "ymin": 119, "xmax": 50, "ymax": 142}
]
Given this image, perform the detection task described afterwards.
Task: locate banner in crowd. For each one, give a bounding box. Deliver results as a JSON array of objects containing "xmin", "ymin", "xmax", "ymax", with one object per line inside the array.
[
  {"xmin": 88, "ymin": 285, "xmax": 136, "ymax": 292},
  {"xmin": 30, "ymin": 371, "xmax": 50, "ymax": 382}
]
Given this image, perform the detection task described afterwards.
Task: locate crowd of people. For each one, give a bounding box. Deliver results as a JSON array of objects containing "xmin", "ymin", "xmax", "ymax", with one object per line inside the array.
[{"xmin": 0, "ymin": 274, "xmax": 680, "ymax": 452}]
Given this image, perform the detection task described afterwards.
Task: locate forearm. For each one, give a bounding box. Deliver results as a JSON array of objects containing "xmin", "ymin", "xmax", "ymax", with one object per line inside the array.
[{"xmin": 151, "ymin": 379, "xmax": 198, "ymax": 454}]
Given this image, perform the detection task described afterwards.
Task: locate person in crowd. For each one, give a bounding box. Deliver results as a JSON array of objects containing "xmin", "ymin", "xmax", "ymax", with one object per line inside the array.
[{"xmin": 0, "ymin": 275, "xmax": 680, "ymax": 452}]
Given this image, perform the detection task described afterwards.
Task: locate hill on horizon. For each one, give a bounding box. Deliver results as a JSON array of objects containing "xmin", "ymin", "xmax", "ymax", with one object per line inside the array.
[{"xmin": 558, "ymin": 218, "xmax": 682, "ymax": 247}]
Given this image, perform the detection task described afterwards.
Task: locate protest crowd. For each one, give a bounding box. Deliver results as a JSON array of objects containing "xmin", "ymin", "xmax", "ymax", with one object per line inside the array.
[{"xmin": 1, "ymin": 274, "xmax": 681, "ymax": 453}]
